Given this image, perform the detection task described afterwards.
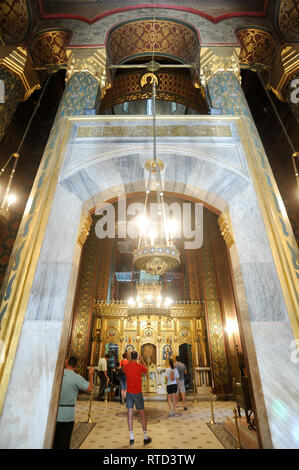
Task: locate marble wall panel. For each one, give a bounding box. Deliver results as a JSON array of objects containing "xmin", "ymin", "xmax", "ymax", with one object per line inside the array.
[
  {"xmin": 0, "ymin": 320, "xmax": 63, "ymax": 448},
  {"xmin": 229, "ymin": 185, "xmax": 277, "ymax": 264},
  {"xmin": 0, "ymin": 186, "xmax": 83, "ymax": 447},
  {"xmin": 250, "ymin": 321, "xmax": 299, "ymax": 449}
]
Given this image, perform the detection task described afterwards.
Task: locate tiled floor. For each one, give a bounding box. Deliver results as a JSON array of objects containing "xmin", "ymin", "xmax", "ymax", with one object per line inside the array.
[{"xmin": 74, "ymin": 398, "xmax": 236, "ymax": 449}]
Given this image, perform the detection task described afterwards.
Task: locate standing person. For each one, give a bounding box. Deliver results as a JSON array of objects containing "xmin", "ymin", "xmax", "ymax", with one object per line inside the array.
[
  {"xmin": 165, "ymin": 358, "xmax": 179, "ymax": 417},
  {"xmin": 97, "ymin": 353, "xmax": 110, "ymax": 400},
  {"xmin": 175, "ymin": 355, "xmax": 188, "ymax": 410},
  {"xmin": 123, "ymin": 351, "xmax": 152, "ymax": 446},
  {"xmin": 53, "ymin": 356, "xmax": 94, "ymax": 449},
  {"xmin": 119, "ymin": 351, "xmax": 129, "ymax": 404}
]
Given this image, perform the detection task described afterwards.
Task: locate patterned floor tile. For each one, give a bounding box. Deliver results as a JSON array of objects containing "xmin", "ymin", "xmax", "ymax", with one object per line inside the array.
[{"xmin": 73, "ymin": 399, "xmax": 236, "ymax": 449}]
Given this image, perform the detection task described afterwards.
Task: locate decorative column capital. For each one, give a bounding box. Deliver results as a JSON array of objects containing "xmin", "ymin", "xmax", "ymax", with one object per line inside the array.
[
  {"xmin": 0, "ymin": 46, "xmax": 41, "ymax": 101},
  {"xmin": 269, "ymin": 44, "xmax": 299, "ymax": 102},
  {"xmin": 66, "ymin": 48, "xmax": 111, "ymax": 98},
  {"xmin": 218, "ymin": 211, "xmax": 235, "ymax": 248},
  {"xmin": 77, "ymin": 213, "xmax": 92, "ymax": 247},
  {"xmin": 200, "ymin": 47, "xmax": 241, "ymax": 87}
]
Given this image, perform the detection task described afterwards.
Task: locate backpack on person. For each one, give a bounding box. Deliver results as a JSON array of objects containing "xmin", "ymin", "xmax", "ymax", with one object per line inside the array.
[{"xmin": 118, "ymin": 360, "xmax": 125, "ymax": 377}]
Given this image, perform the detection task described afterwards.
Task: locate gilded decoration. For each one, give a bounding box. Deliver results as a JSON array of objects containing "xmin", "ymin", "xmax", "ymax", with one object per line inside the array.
[
  {"xmin": 97, "ymin": 238, "xmax": 113, "ymax": 300},
  {"xmin": 185, "ymin": 249, "xmax": 201, "ymax": 300},
  {"xmin": 277, "ymin": 0, "xmax": 299, "ymax": 42},
  {"xmin": 0, "ymin": 83, "xmax": 105, "ymax": 413},
  {"xmin": 0, "ymin": 47, "xmax": 41, "ymax": 101},
  {"xmin": 106, "ymin": 19, "xmax": 199, "ymax": 66},
  {"xmin": 201, "ymin": 223, "xmax": 229, "ymax": 387},
  {"xmin": 236, "ymin": 28, "xmax": 278, "ymax": 69},
  {"xmin": 77, "ymin": 213, "xmax": 92, "ymax": 247},
  {"xmin": 218, "ymin": 212, "xmax": 235, "ymax": 248},
  {"xmin": 100, "ymin": 70, "xmax": 207, "ymax": 113},
  {"xmin": 270, "ymin": 45, "xmax": 299, "ymax": 102},
  {"xmin": 0, "ymin": 67, "xmax": 24, "ymax": 142},
  {"xmin": 66, "ymin": 48, "xmax": 110, "ymax": 98},
  {"xmin": 70, "ymin": 218, "xmax": 98, "ymax": 375},
  {"xmin": 200, "ymin": 47, "xmax": 241, "ymax": 87},
  {"xmin": 30, "ymin": 29, "xmax": 72, "ymax": 69},
  {"xmin": 0, "ymin": 0, "xmax": 31, "ymax": 44},
  {"xmin": 77, "ymin": 124, "xmax": 231, "ymax": 139}
]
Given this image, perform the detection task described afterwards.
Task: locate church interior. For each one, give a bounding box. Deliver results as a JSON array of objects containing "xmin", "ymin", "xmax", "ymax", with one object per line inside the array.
[{"xmin": 0, "ymin": 0, "xmax": 298, "ymax": 451}]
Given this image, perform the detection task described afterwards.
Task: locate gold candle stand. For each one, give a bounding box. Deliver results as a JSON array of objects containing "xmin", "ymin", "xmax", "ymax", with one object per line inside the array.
[
  {"xmin": 209, "ymin": 392, "xmax": 216, "ymax": 425},
  {"xmin": 85, "ymin": 387, "xmax": 94, "ymax": 423},
  {"xmin": 233, "ymin": 407, "xmax": 241, "ymax": 449}
]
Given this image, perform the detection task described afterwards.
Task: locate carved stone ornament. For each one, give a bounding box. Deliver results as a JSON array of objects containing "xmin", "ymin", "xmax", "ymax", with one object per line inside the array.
[
  {"xmin": 66, "ymin": 48, "xmax": 111, "ymax": 98},
  {"xmin": 77, "ymin": 213, "xmax": 92, "ymax": 247},
  {"xmin": 270, "ymin": 45, "xmax": 299, "ymax": 102},
  {"xmin": 0, "ymin": 46, "xmax": 40, "ymax": 100},
  {"xmin": 200, "ymin": 47, "xmax": 241, "ymax": 87},
  {"xmin": 218, "ymin": 211, "xmax": 235, "ymax": 248}
]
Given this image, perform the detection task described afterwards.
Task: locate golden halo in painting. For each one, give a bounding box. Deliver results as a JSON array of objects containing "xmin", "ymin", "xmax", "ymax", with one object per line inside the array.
[{"xmin": 140, "ymin": 72, "xmax": 158, "ymax": 90}]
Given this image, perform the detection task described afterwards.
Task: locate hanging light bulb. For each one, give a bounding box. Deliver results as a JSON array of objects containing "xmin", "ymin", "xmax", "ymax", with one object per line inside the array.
[{"xmin": 7, "ymin": 194, "xmax": 17, "ymax": 207}]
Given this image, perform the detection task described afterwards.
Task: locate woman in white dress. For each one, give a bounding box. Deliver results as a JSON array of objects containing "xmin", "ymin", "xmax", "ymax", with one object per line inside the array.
[{"xmin": 165, "ymin": 358, "xmax": 180, "ymax": 417}]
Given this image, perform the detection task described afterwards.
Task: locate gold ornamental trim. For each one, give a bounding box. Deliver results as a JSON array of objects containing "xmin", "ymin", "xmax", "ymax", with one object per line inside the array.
[
  {"xmin": 218, "ymin": 211, "xmax": 235, "ymax": 248},
  {"xmin": 30, "ymin": 29, "xmax": 72, "ymax": 70},
  {"xmin": 66, "ymin": 48, "xmax": 111, "ymax": 98},
  {"xmin": 100, "ymin": 70, "xmax": 206, "ymax": 113},
  {"xmin": 200, "ymin": 47, "xmax": 241, "ymax": 87},
  {"xmin": 106, "ymin": 18, "xmax": 199, "ymax": 66},
  {"xmin": 0, "ymin": 46, "xmax": 40, "ymax": 101},
  {"xmin": 77, "ymin": 124, "xmax": 232, "ymax": 139},
  {"xmin": 236, "ymin": 28, "xmax": 278, "ymax": 69},
  {"xmin": 77, "ymin": 213, "xmax": 92, "ymax": 247},
  {"xmin": 133, "ymin": 244, "xmax": 180, "ymax": 275},
  {"xmin": 270, "ymin": 45, "xmax": 299, "ymax": 102},
  {"xmin": 145, "ymin": 159, "xmax": 164, "ymax": 173}
]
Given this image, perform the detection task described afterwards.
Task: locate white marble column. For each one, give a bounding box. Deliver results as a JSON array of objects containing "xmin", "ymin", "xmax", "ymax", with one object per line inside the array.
[
  {"xmin": 0, "ymin": 71, "xmax": 102, "ymax": 449},
  {"xmin": 206, "ymin": 67, "xmax": 299, "ymax": 449}
]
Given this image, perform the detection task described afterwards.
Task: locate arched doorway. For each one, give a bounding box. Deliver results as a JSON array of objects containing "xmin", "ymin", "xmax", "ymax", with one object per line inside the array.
[{"xmin": 0, "ymin": 115, "xmax": 297, "ymax": 449}]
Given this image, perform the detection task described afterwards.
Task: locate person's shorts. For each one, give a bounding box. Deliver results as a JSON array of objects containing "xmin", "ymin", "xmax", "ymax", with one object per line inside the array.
[
  {"xmin": 126, "ymin": 392, "xmax": 144, "ymax": 410},
  {"xmin": 176, "ymin": 379, "xmax": 185, "ymax": 394},
  {"xmin": 119, "ymin": 375, "xmax": 127, "ymax": 391},
  {"xmin": 167, "ymin": 384, "xmax": 177, "ymax": 394}
]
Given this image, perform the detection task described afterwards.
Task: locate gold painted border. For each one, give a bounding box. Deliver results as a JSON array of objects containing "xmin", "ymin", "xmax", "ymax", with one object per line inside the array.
[
  {"xmin": 235, "ymin": 116, "xmax": 299, "ymax": 341},
  {"xmin": 0, "ymin": 117, "xmax": 73, "ymax": 414}
]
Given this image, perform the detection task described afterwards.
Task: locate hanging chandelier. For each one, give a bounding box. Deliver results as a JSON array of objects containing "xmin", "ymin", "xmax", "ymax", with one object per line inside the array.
[{"xmin": 132, "ymin": 78, "xmax": 180, "ymax": 276}]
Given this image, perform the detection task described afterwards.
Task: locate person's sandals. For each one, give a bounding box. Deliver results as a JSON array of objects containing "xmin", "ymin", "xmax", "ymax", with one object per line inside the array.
[{"xmin": 144, "ymin": 437, "xmax": 152, "ymax": 445}]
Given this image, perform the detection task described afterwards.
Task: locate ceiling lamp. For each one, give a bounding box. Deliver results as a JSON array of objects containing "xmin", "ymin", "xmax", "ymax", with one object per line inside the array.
[
  {"xmin": 0, "ymin": 75, "xmax": 51, "ymax": 240},
  {"xmin": 132, "ymin": 78, "xmax": 180, "ymax": 276}
]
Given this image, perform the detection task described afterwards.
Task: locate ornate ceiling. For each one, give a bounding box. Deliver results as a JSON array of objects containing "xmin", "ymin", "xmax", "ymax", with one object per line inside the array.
[
  {"xmin": 37, "ymin": 1, "xmax": 270, "ymax": 22},
  {"xmin": 1, "ymin": 1, "xmax": 298, "ymax": 49},
  {"xmin": 276, "ymin": 0, "xmax": 299, "ymax": 42},
  {"xmin": 0, "ymin": 0, "xmax": 298, "ymax": 103}
]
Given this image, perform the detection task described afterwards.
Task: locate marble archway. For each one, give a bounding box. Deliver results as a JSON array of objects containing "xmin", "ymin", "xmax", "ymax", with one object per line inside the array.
[{"xmin": 0, "ymin": 115, "xmax": 298, "ymax": 449}]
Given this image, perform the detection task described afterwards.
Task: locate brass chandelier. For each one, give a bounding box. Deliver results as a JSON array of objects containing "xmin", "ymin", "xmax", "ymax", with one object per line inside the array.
[{"xmin": 132, "ymin": 78, "xmax": 180, "ymax": 276}]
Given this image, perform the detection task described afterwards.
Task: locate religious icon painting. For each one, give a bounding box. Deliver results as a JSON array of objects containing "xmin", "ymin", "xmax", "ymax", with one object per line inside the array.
[{"xmin": 162, "ymin": 344, "xmax": 172, "ymax": 360}]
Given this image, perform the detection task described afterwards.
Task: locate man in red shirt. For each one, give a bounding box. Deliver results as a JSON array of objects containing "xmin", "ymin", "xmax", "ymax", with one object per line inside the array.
[{"xmin": 123, "ymin": 350, "xmax": 152, "ymax": 446}]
